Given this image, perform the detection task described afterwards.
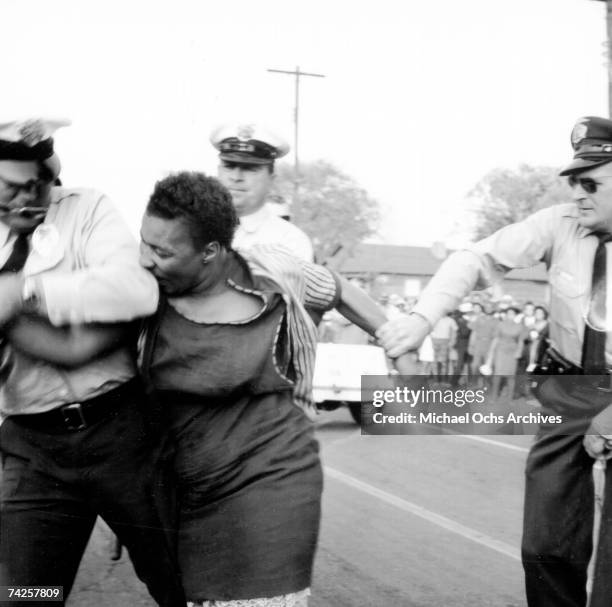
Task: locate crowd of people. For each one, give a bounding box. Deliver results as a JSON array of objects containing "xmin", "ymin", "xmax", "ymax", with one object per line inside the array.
[{"xmin": 416, "ymin": 299, "xmax": 549, "ymax": 398}]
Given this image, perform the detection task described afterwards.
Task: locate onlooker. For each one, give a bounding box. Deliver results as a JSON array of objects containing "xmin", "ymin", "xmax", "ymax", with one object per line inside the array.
[
  {"xmin": 450, "ymin": 309, "xmax": 472, "ymax": 387},
  {"xmin": 527, "ymin": 305, "xmax": 549, "ymax": 371},
  {"xmin": 486, "ymin": 306, "xmax": 528, "ymax": 400},
  {"xmin": 467, "ymin": 303, "xmax": 496, "ymax": 384},
  {"xmin": 430, "ymin": 313, "xmax": 457, "ymax": 382},
  {"xmin": 514, "ymin": 301, "xmax": 537, "ymax": 397}
]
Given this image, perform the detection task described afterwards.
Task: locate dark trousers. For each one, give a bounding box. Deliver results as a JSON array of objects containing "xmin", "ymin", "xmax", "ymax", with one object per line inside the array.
[
  {"xmin": 522, "ymin": 375, "xmax": 612, "ymax": 607},
  {"xmin": 0, "ymin": 384, "xmax": 184, "ymax": 607}
]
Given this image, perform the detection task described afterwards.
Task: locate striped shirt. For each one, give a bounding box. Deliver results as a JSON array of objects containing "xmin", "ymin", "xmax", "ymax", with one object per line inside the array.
[{"xmin": 242, "ymin": 245, "xmax": 340, "ymax": 411}]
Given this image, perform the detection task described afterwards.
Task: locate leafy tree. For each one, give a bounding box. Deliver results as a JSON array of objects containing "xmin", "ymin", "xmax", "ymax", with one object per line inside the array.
[
  {"xmin": 468, "ymin": 164, "xmax": 570, "ymax": 240},
  {"xmin": 271, "ymin": 160, "xmax": 380, "ymax": 262}
]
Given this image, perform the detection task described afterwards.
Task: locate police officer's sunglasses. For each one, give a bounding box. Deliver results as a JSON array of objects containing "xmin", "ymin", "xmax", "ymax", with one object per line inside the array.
[
  {"xmin": 0, "ymin": 173, "xmax": 50, "ymax": 198},
  {"xmin": 567, "ymin": 174, "xmax": 612, "ymax": 194}
]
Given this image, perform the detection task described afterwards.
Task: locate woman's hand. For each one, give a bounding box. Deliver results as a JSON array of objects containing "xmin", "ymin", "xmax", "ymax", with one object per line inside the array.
[{"xmin": 392, "ymin": 352, "xmax": 420, "ymax": 375}]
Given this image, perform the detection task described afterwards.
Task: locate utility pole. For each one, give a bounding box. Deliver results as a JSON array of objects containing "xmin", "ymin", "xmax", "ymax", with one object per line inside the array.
[
  {"xmin": 593, "ymin": 0, "xmax": 612, "ymax": 117},
  {"xmin": 267, "ymin": 66, "xmax": 325, "ymax": 203}
]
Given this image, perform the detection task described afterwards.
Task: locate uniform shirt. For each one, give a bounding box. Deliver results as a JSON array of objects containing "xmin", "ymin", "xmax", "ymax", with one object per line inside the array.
[
  {"xmin": 234, "ymin": 204, "xmax": 314, "ymax": 262},
  {"xmin": 411, "ymin": 203, "xmax": 606, "ymax": 368},
  {"xmin": 0, "ymin": 187, "xmax": 159, "ymax": 416}
]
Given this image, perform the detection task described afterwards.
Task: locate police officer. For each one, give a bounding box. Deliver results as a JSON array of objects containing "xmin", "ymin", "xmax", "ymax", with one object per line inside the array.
[
  {"xmin": 0, "ymin": 118, "xmax": 184, "ymax": 607},
  {"xmin": 210, "ymin": 122, "xmax": 314, "ymax": 261},
  {"xmin": 376, "ymin": 116, "xmax": 612, "ymax": 607}
]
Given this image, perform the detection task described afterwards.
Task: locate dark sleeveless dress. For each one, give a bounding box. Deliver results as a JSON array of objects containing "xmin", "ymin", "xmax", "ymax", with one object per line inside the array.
[{"xmin": 143, "ymin": 255, "xmax": 323, "ymax": 602}]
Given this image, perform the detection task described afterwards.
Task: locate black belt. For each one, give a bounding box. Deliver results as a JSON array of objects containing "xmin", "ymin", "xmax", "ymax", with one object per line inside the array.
[{"xmin": 10, "ymin": 378, "xmax": 142, "ymax": 433}]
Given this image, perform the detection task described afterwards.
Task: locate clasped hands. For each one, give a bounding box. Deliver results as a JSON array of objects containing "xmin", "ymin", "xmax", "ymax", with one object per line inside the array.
[
  {"xmin": 376, "ymin": 312, "xmax": 431, "ymax": 358},
  {"xmin": 376, "ymin": 313, "xmax": 431, "ymax": 375}
]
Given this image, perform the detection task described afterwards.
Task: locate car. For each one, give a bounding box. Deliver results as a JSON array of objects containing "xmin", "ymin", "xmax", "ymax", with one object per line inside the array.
[{"xmin": 312, "ymin": 342, "xmax": 394, "ymax": 423}]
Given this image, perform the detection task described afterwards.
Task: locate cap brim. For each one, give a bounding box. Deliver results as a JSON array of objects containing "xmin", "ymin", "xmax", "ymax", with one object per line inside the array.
[
  {"xmin": 559, "ymin": 157, "xmax": 612, "ymax": 176},
  {"xmin": 219, "ymin": 152, "xmax": 273, "ymax": 166}
]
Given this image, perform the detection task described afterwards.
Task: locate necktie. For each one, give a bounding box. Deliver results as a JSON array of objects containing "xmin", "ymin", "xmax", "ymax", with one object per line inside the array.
[
  {"xmin": 582, "ymin": 233, "xmax": 612, "ymax": 374},
  {"xmin": 0, "ymin": 233, "xmax": 31, "ymax": 382},
  {"xmin": 1, "ymin": 232, "xmax": 30, "ymax": 273}
]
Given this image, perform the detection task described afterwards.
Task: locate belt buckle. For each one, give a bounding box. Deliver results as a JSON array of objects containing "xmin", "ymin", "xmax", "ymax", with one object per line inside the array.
[{"xmin": 60, "ymin": 403, "xmax": 87, "ymax": 431}]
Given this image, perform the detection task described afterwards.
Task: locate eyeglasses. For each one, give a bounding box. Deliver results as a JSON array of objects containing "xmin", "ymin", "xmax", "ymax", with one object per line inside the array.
[
  {"xmin": 0, "ymin": 203, "xmax": 48, "ymax": 220},
  {"xmin": 567, "ymin": 175, "xmax": 612, "ymax": 194},
  {"xmin": 0, "ymin": 174, "xmax": 51, "ymax": 201},
  {"xmin": 0, "ymin": 173, "xmax": 51, "ymax": 221}
]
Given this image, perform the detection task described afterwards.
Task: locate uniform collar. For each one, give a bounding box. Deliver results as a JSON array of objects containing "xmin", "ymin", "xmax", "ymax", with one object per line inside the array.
[
  {"xmin": 238, "ymin": 204, "xmax": 271, "ymax": 234},
  {"xmin": 562, "ymin": 204, "xmax": 605, "ymax": 239}
]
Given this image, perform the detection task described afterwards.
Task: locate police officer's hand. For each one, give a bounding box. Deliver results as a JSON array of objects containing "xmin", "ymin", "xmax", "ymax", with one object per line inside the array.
[
  {"xmin": 583, "ymin": 433, "xmax": 612, "ymax": 460},
  {"xmin": 0, "ymin": 274, "xmax": 24, "ymax": 327},
  {"xmin": 376, "ymin": 312, "xmax": 431, "ymax": 358}
]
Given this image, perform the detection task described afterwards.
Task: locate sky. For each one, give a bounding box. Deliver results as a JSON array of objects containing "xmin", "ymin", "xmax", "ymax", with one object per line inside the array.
[{"xmin": 1, "ymin": 0, "xmax": 609, "ymax": 247}]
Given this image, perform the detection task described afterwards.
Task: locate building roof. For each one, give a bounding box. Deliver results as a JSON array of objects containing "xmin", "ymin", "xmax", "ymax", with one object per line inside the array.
[{"xmin": 336, "ymin": 243, "xmax": 548, "ymax": 282}]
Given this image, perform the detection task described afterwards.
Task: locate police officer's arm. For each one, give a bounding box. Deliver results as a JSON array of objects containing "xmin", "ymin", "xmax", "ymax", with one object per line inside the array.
[
  {"xmin": 33, "ymin": 193, "xmax": 159, "ymax": 326},
  {"xmin": 6, "ymin": 316, "xmax": 130, "ymax": 367},
  {"xmin": 377, "ymin": 205, "xmax": 561, "ymax": 358}
]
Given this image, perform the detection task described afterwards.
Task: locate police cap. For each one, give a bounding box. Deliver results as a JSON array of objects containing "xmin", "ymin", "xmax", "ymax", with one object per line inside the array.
[
  {"xmin": 560, "ymin": 116, "xmax": 612, "ymax": 176},
  {"xmin": 210, "ymin": 122, "xmax": 290, "ymax": 166},
  {"xmin": 0, "ymin": 117, "xmax": 71, "ymax": 179}
]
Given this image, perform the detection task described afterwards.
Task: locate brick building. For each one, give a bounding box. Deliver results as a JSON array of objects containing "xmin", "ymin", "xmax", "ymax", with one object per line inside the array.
[{"xmin": 331, "ymin": 243, "xmax": 549, "ymax": 306}]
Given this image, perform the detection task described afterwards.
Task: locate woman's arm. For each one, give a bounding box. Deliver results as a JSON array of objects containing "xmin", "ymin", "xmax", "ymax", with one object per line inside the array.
[
  {"xmin": 6, "ymin": 315, "xmax": 130, "ymax": 367},
  {"xmin": 335, "ymin": 278, "xmax": 418, "ymax": 374},
  {"xmin": 335, "ymin": 277, "xmax": 390, "ymax": 336}
]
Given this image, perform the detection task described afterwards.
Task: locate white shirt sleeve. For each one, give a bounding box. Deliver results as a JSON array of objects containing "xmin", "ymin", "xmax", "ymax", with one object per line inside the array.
[{"xmin": 41, "ymin": 193, "xmax": 159, "ymax": 325}]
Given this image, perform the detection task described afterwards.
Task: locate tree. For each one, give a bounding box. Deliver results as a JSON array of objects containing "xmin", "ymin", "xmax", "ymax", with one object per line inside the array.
[
  {"xmin": 271, "ymin": 160, "xmax": 380, "ymax": 262},
  {"xmin": 468, "ymin": 164, "xmax": 569, "ymax": 240}
]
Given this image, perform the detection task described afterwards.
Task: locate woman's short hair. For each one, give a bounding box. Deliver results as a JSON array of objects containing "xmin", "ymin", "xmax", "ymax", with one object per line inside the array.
[{"xmin": 146, "ymin": 171, "xmax": 239, "ymax": 249}]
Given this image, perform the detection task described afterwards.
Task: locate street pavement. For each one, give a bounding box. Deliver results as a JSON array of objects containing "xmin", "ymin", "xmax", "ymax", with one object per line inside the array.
[{"xmin": 69, "ymin": 407, "xmax": 531, "ymax": 606}]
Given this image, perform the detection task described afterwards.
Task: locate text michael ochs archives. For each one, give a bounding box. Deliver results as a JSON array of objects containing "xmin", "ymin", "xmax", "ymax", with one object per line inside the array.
[{"xmin": 360, "ymin": 380, "xmax": 564, "ymax": 435}]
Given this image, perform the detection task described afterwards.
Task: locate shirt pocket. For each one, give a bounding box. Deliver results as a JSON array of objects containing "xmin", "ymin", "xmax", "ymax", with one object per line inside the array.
[{"xmin": 549, "ymin": 263, "xmax": 589, "ymax": 300}]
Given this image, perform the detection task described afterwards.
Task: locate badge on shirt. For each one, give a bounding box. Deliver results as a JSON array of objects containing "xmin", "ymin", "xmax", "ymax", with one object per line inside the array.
[{"xmin": 25, "ymin": 223, "xmax": 64, "ymax": 275}]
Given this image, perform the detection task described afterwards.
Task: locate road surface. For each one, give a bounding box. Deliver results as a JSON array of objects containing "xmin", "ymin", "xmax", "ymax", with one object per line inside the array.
[{"xmin": 68, "ymin": 407, "xmax": 530, "ymax": 606}]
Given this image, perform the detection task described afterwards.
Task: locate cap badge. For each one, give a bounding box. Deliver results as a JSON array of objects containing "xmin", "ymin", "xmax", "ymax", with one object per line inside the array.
[
  {"xmin": 237, "ymin": 124, "xmax": 255, "ymax": 142},
  {"xmin": 571, "ymin": 119, "xmax": 589, "ymax": 147},
  {"xmin": 18, "ymin": 120, "xmax": 47, "ymax": 147}
]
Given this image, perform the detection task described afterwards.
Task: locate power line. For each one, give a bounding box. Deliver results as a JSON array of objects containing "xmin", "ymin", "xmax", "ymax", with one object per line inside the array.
[
  {"xmin": 592, "ymin": 0, "xmax": 612, "ymax": 117},
  {"xmin": 267, "ymin": 66, "xmax": 325, "ymax": 203}
]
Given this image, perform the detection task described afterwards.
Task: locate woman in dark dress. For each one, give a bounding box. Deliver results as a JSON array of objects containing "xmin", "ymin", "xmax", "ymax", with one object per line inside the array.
[
  {"xmin": 137, "ymin": 171, "xmax": 402, "ymax": 606},
  {"xmin": 136, "ymin": 171, "xmax": 334, "ymax": 606}
]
